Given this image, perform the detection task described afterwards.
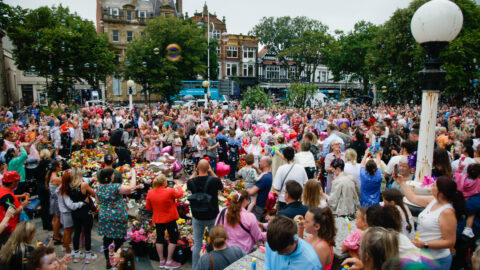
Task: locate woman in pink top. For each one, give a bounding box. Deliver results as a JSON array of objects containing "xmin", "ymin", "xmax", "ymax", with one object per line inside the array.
[{"xmin": 215, "ymin": 190, "xmax": 266, "ymax": 254}]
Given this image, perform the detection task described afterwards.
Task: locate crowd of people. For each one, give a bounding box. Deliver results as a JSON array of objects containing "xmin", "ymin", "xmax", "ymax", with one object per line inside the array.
[{"xmin": 0, "ymin": 99, "xmax": 478, "ymax": 270}]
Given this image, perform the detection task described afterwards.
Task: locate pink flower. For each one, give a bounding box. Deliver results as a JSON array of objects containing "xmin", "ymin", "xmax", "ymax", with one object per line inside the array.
[{"xmin": 421, "ymin": 175, "xmax": 435, "ymax": 188}]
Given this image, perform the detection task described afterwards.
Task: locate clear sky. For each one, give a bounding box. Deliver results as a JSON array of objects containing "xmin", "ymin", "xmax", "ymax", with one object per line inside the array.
[{"xmin": 5, "ymin": 0, "xmax": 414, "ymax": 34}]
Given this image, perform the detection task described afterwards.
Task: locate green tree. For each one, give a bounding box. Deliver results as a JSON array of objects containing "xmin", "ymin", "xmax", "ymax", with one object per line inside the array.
[
  {"xmin": 5, "ymin": 4, "xmax": 116, "ymax": 101},
  {"xmin": 280, "ymin": 29, "xmax": 334, "ymax": 83},
  {"xmin": 367, "ymin": 0, "xmax": 480, "ymax": 104},
  {"xmin": 125, "ymin": 16, "xmax": 207, "ymax": 102},
  {"xmin": 241, "ymin": 86, "xmax": 271, "ymax": 108},
  {"xmin": 250, "ymin": 16, "xmax": 328, "ymax": 62},
  {"xmin": 324, "ymin": 21, "xmax": 378, "ymax": 94},
  {"xmin": 287, "ymin": 83, "xmax": 316, "ymax": 108}
]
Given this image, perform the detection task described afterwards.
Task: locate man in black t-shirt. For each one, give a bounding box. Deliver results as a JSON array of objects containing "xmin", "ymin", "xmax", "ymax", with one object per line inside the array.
[{"xmin": 187, "ymin": 159, "xmax": 223, "ymax": 270}]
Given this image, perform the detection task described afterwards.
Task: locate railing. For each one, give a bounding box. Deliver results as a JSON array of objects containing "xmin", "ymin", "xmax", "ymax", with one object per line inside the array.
[{"xmin": 102, "ymin": 15, "xmax": 148, "ymax": 25}]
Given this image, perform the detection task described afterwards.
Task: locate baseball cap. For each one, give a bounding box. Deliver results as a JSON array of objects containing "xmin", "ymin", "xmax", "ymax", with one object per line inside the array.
[{"xmin": 2, "ymin": 171, "xmax": 21, "ymax": 183}]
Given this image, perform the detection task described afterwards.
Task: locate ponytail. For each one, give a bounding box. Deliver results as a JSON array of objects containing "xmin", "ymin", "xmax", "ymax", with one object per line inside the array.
[
  {"xmin": 226, "ymin": 190, "xmax": 248, "ymax": 226},
  {"xmin": 436, "ymin": 176, "xmax": 466, "ymax": 221},
  {"xmin": 382, "ymin": 189, "xmax": 412, "ymax": 233}
]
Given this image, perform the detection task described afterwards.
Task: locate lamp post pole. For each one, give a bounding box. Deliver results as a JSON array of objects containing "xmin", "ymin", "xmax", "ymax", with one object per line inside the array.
[
  {"xmin": 411, "ymin": 0, "xmax": 463, "ymax": 183},
  {"xmin": 202, "ymin": 80, "xmax": 210, "ymax": 108},
  {"xmin": 127, "ymin": 79, "xmax": 135, "ymax": 111}
]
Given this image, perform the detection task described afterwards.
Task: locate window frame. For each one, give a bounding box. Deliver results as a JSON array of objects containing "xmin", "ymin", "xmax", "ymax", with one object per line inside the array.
[
  {"xmin": 112, "ymin": 30, "xmax": 119, "ymax": 42},
  {"xmin": 127, "ymin": 31, "xmax": 133, "ymax": 42},
  {"xmin": 226, "ymin": 46, "xmax": 238, "ymax": 58},
  {"xmin": 243, "ymin": 47, "xmax": 256, "ymax": 59}
]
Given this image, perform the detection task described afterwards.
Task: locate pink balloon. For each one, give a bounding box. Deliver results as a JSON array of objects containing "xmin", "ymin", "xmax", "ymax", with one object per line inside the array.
[
  {"xmin": 216, "ymin": 162, "xmax": 231, "ymax": 178},
  {"xmin": 172, "ymin": 160, "xmax": 182, "ymax": 173},
  {"xmin": 160, "ymin": 146, "xmax": 172, "ymax": 155}
]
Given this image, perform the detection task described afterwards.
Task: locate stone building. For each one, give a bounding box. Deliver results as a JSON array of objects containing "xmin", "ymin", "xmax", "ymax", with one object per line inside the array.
[
  {"xmin": 97, "ymin": 0, "xmax": 183, "ymax": 103},
  {"xmin": 190, "ymin": 3, "xmax": 258, "ymax": 95}
]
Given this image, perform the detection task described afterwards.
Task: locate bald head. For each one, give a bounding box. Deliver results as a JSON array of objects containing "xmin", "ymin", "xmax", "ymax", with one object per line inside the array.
[
  {"xmin": 259, "ymin": 156, "xmax": 272, "ymax": 171},
  {"xmin": 197, "ymin": 159, "xmax": 210, "ymax": 174}
]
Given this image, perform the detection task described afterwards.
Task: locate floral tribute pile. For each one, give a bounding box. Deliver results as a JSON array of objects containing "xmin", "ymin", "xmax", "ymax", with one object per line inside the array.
[{"xmin": 69, "ymin": 143, "xmax": 245, "ymax": 261}]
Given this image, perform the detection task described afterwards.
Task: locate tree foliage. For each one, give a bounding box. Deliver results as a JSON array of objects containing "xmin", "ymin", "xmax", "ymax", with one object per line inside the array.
[
  {"xmin": 250, "ymin": 16, "xmax": 328, "ymax": 60},
  {"xmin": 5, "ymin": 4, "xmax": 116, "ymax": 100},
  {"xmin": 124, "ymin": 16, "xmax": 207, "ymax": 102},
  {"xmin": 287, "ymin": 83, "xmax": 316, "ymax": 108},
  {"xmin": 367, "ymin": 0, "xmax": 480, "ymax": 104},
  {"xmin": 324, "ymin": 21, "xmax": 378, "ymax": 94},
  {"xmin": 280, "ymin": 29, "xmax": 334, "ymax": 83},
  {"xmin": 241, "ymin": 86, "xmax": 271, "ymax": 108}
]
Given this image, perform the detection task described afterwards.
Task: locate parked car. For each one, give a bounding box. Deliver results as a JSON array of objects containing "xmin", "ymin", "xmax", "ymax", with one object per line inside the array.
[{"xmin": 85, "ymin": 100, "xmax": 110, "ymax": 107}]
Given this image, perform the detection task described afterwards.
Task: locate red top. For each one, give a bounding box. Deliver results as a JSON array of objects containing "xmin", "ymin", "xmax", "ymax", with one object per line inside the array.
[
  {"xmin": 145, "ymin": 186, "xmax": 183, "ymax": 224},
  {"xmin": 0, "ymin": 187, "xmax": 20, "ymax": 233}
]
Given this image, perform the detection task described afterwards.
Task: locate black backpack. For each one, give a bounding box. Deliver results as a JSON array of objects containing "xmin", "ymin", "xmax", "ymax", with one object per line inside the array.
[
  {"xmin": 110, "ymin": 128, "xmax": 124, "ymax": 147},
  {"xmin": 188, "ymin": 177, "xmax": 212, "ymax": 214}
]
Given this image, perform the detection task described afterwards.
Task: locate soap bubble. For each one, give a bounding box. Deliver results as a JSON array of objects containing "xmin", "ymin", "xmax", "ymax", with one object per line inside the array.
[{"xmin": 166, "ymin": 44, "xmax": 181, "ymax": 62}]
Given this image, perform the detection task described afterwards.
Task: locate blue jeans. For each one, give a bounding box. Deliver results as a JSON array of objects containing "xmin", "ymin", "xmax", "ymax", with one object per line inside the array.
[
  {"xmin": 192, "ymin": 218, "xmax": 216, "ymax": 270},
  {"xmin": 432, "ymin": 253, "xmax": 452, "ymax": 270}
]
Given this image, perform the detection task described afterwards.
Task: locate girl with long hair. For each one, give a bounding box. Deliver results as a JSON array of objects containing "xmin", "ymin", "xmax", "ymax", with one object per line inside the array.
[
  {"xmin": 382, "ymin": 188, "xmax": 414, "ymax": 239},
  {"xmin": 0, "ymin": 221, "xmax": 36, "ymax": 270},
  {"xmin": 65, "ymin": 167, "xmax": 96, "ymax": 263},
  {"xmin": 46, "ymin": 160, "xmax": 62, "ymax": 244},
  {"xmin": 215, "ymin": 190, "xmax": 266, "ymax": 254},
  {"xmin": 57, "ymin": 171, "xmax": 87, "ymax": 256},
  {"xmin": 108, "ymin": 246, "xmax": 135, "ymax": 270},
  {"xmin": 433, "ymin": 147, "xmax": 453, "ymax": 178},
  {"xmin": 296, "ymin": 207, "xmax": 337, "ymax": 270},
  {"xmin": 303, "ymin": 179, "xmax": 328, "ymax": 209}
]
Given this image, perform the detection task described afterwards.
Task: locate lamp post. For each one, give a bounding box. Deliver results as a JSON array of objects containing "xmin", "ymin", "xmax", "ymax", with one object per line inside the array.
[
  {"xmin": 127, "ymin": 79, "xmax": 135, "ymax": 110},
  {"xmin": 411, "ymin": 0, "xmax": 463, "ymax": 183},
  {"xmin": 202, "ymin": 80, "xmax": 210, "ymax": 108}
]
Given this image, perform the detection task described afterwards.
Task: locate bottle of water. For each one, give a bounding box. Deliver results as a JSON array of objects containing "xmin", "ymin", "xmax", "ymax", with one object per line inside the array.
[{"xmin": 251, "ymin": 258, "xmax": 257, "ymax": 270}]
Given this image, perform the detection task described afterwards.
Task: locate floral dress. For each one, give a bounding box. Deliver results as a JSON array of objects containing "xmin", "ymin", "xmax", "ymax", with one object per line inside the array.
[{"xmin": 96, "ymin": 183, "xmax": 128, "ymax": 239}]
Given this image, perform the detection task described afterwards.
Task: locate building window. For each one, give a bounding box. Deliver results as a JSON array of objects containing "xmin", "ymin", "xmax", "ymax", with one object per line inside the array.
[
  {"xmin": 243, "ymin": 47, "xmax": 255, "ymax": 59},
  {"xmin": 289, "ymin": 66, "xmax": 297, "ymax": 78},
  {"xmin": 216, "ymin": 46, "xmax": 220, "ymax": 57},
  {"xmin": 110, "ymin": 8, "xmax": 119, "ymax": 17},
  {"xmin": 321, "ymin": 71, "xmax": 327, "ymax": 82},
  {"xmin": 226, "ymin": 63, "xmax": 238, "ymax": 76},
  {"xmin": 243, "ymin": 64, "xmax": 255, "ymax": 77},
  {"xmin": 138, "ymin": 11, "xmax": 147, "ymax": 18},
  {"xmin": 266, "ymin": 66, "xmax": 280, "ymax": 79},
  {"xmin": 113, "ymin": 77, "xmax": 122, "ymax": 95},
  {"xmin": 127, "ymin": 31, "xmax": 133, "ymax": 42},
  {"xmin": 227, "ymin": 46, "xmax": 238, "ymax": 58},
  {"xmin": 126, "ymin": 11, "xmax": 132, "ymax": 21},
  {"xmin": 112, "ymin": 30, "xmax": 119, "ymax": 42},
  {"xmin": 141, "ymin": 31, "xmax": 145, "ymax": 36},
  {"xmin": 210, "ymin": 30, "xmax": 220, "ymax": 39},
  {"xmin": 218, "ymin": 62, "xmax": 222, "ymax": 79}
]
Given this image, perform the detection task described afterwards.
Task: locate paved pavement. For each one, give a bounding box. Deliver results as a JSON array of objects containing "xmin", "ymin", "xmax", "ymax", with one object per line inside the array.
[
  {"xmin": 32, "ymin": 215, "xmax": 354, "ymax": 270},
  {"xmin": 32, "ymin": 218, "xmax": 193, "ymax": 270}
]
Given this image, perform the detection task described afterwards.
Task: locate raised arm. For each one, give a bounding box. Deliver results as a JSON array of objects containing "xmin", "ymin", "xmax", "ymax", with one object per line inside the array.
[
  {"xmin": 119, "ymin": 168, "xmax": 136, "ymax": 195},
  {"xmin": 394, "ymin": 173, "xmax": 433, "ymax": 208}
]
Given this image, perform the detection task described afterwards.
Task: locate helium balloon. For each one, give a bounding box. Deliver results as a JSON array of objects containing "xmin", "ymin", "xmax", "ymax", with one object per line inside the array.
[
  {"xmin": 153, "ymin": 47, "xmax": 160, "ymax": 55},
  {"xmin": 172, "ymin": 160, "xmax": 182, "ymax": 173},
  {"xmin": 216, "ymin": 162, "xmax": 231, "ymax": 178},
  {"xmin": 160, "ymin": 146, "xmax": 172, "ymax": 155},
  {"xmin": 166, "ymin": 44, "xmax": 181, "ymax": 61}
]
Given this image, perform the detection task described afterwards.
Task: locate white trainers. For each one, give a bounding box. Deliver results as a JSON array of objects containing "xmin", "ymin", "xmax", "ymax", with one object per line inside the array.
[
  {"xmin": 73, "ymin": 250, "xmax": 85, "ymax": 263},
  {"xmin": 463, "ymin": 227, "xmax": 475, "ymax": 238},
  {"xmin": 85, "ymin": 252, "xmax": 97, "ymax": 264}
]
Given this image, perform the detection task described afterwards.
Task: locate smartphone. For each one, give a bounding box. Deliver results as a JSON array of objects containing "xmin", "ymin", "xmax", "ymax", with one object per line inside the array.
[
  {"xmin": 45, "ymin": 236, "xmax": 52, "ymax": 245},
  {"xmin": 394, "ymin": 164, "xmax": 399, "ymax": 178}
]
